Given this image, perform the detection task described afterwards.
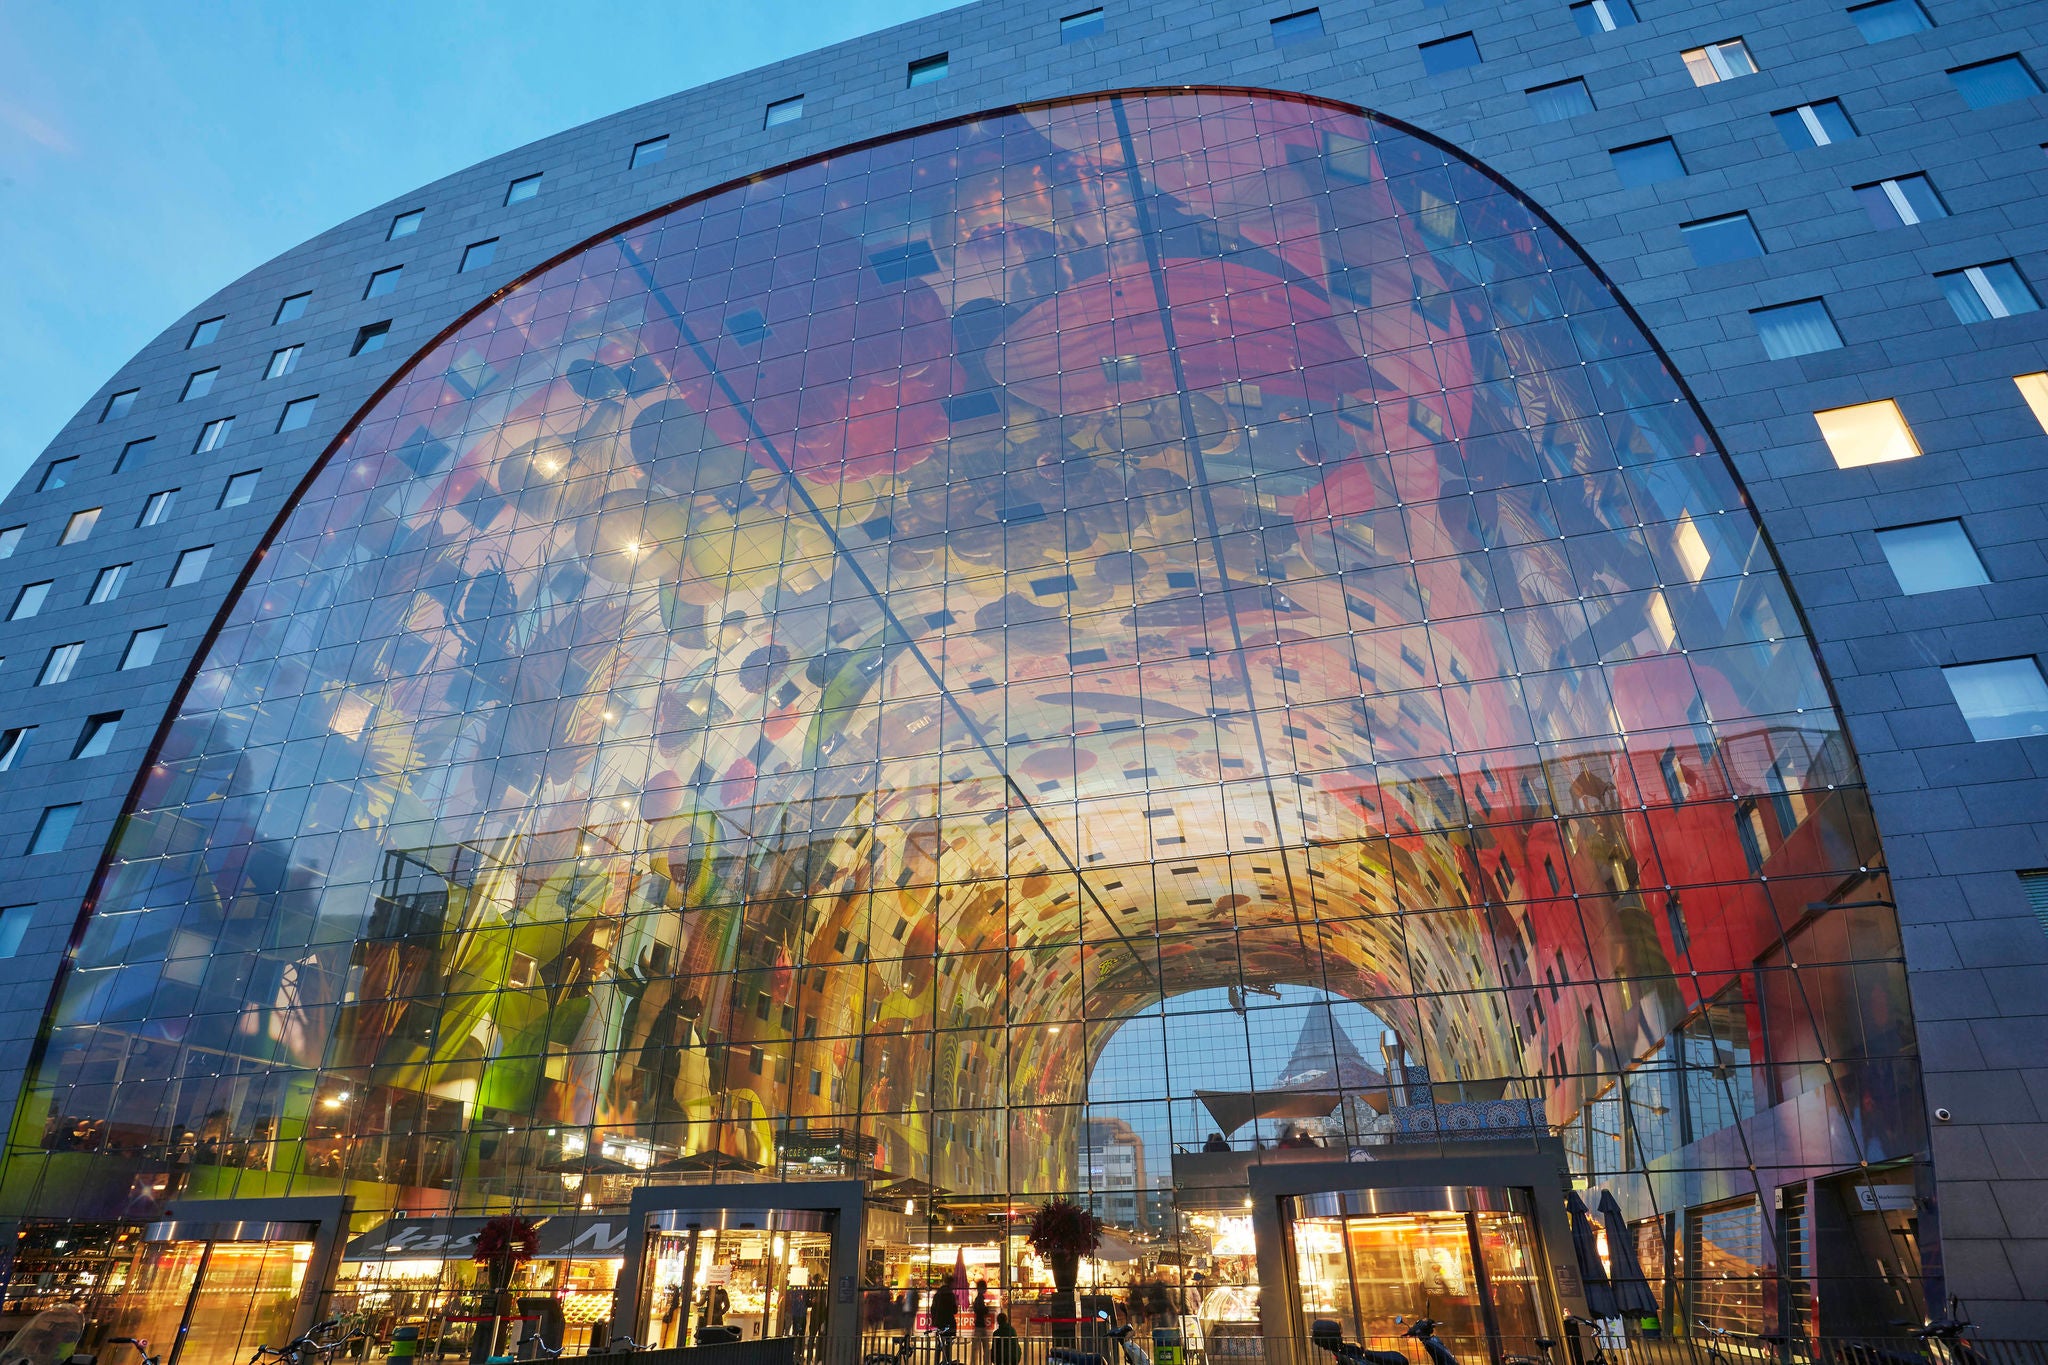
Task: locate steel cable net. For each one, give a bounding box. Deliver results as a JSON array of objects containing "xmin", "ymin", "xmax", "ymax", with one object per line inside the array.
[{"xmin": 7, "ymin": 92, "xmax": 1922, "ymax": 1229}]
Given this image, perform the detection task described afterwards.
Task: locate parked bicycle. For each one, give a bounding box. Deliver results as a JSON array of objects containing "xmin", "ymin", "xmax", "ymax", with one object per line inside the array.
[
  {"xmin": 867, "ymin": 1326, "xmax": 957, "ymax": 1365},
  {"xmin": 1097, "ymin": 1311, "xmax": 1152, "ymax": 1365},
  {"xmin": 1309, "ymin": 1316, "xmax": 1463, "ymax": 1365},
  {"xmin": 106, "ymin": 1337, "xmax": 163, "ymax": 1365},
  {"xmin": 246, "ymin": 1318, "xmax": 365, "ymax": 1365}
]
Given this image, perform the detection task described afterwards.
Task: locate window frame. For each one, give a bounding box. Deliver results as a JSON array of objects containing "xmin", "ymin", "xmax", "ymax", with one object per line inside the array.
[
  {"xmin": 388, "ymin": 208, "xmax": 424, "ymax": 240},
  {"xmin": 87, "ymin": 564, "xmax": 131, "ymax": 605},
  {"xmin": 99, "ymin": 389, "xmax": 138, "ymax": 423},
  {"xmin": 264, "ymin": 344, "xmax": 304, "ymax": 380},
  {"xmin": 505, "ymin": 173, "xmax": 543, "ymax": 205},
  {"xmin": 277, "ymin": 397, "xmax": 319, "ymax": 433},
  {"xmin": 764, "ymin": 95, "xmax": 804, "ymax": 127},
  {"xmin": 1751, "ymin": 298, "xmax": 1843, "ymax": 359},
  {"xmin": 272, "ymin": 292, "xmax": 310, "ymax": 325},
  {"xmin": 1270, "ymin": 8, "xmax": 1326, "ymax": 44},
  {"xmin": 168, "ymin": 545, "xmax": 214, "ymax": 588},
  {"xmin": 1061, "ymin": 7, "xmax": 1106, "ymax": 41},
  {"xmin": 631, "ymin": 136, "xmax": 670, "ymax": 169},
  {"xmin": 187, "ymin": 316, "xmax": 225, "ymax": 348},
  {"xmin": 1875, "ymin": 520, "xmax": 1989, "ymax": 594},
  {"xmin": 907, "ymin": 53, "xmax": 950, "ymax": 86},
  {"xmin": 120, "ymin": 626, "xmax": 167, "ymax": 671},
  {"xmin": 461, "ymin": 239, "xmax": 500, "ymax": 273}
]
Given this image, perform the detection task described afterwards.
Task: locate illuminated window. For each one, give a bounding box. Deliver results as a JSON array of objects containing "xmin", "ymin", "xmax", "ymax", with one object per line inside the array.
[
  {"xmin": 120, "ymin": 626, "xmax": 165, "ymax": 670},
  {"xmin": 1876, "ymin": 521, "xmax": 1988, "ymax": 593},
  {"xmin": 1814, "ymin": 399, "xmax": 1921, "ymax": 468},
  {"xmin": 1945, "ymin": 659, "xmax": 2048, "ymax": 740},
  {"xmin": 1855, "ymin": 174, "xmax": 1946, "ymax": 227},
  {"xmin": 1683, "ymin": 38, "xmax": 1756, "ymax": 84},
  {"xmin": 188, "ymin": 316, "xmax": 224, "ymax": 348},
  {"xmin": 1611, "ymin": 137, "xmax": 1686, "ymax": 186},
  {"xmin": 505, "ymin": 173, "xmax": 543, "ymax": 205},
  {"xmin": 273, "ymin": 292, "xmax": 310, "ymax": 325},
  {"xmin": 1528, "ymin": 78, "xmax": 1595, "ymax": 121},
  {"xmin": 1949, "ymin": 56, "xmax": 2041, "ymax": 108},
  {"xmin": 1572, "ymin": 0, "xmax": 1637, "ymax": 33},
  {"xmin": 1848, "ymin": 0, "xmax": 1930, "ymax": 42},
  {"xmin": 1271, "ymin": 9, "xmax": 1325, "ymax": 43},
  {"xmin": 1061, "ymin": 8, "xmax": 1105, "ymax": 40},
  {"xmin": 265, "ymin": 344, "xmax": 303, "ymax": 380},
  {"xmin": 631, "ymin": 136, "xmax": 669, "ymax": 169},
  {"xmin": 1937, "ymin": 262, "xmax": 2039, "ymax": 323},
  {"xmin": 9, "ymin": 581, "xmax": 50, "ymax": 620},
  {"xmin": 908, "ymin": 53, "xmax": 950, "ymax": 86},
  {"xmin": 26, "ymin": 804, "xmax": 79, "ymax": 855},
  {"xmin": 765, "ymin": 95, "xmax": 804, "ymax": 127},
  {"xmin": 59, "ymin": 509, "xmax": 101, "ymax": 545},
  {"xmin": 389, "ymin": 209, "xmax": 424, "ymax": 239},
  {"xmin": 2016, "ymin": 372, "xmax": 2048, "ymax": 431},
  {"xmin": 461, "ymin": 239, "xmax": 499, "ymax": 272},
  {"xmin": 99, "ymin": 389, "xmax": 137, "ymax": 423},
  {"xmin": 1752, "ymin": 300, "xmax": 1841, "ymax": 358}
]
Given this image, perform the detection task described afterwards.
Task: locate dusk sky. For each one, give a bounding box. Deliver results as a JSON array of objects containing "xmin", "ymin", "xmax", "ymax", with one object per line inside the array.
[{"xmin": 0, "ymin": 1, "xmax": 955, "ymax": 496}]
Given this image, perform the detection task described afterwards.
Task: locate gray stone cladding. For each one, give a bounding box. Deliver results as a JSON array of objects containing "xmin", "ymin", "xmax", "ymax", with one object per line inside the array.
[{"xmin": 0, "ymin": 0, "xmax": 2043, "ymax": 1330}]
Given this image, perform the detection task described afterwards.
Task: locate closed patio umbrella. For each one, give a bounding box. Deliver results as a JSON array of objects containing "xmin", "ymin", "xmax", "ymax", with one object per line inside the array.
[
  {"xmin": 1595, "ymin": 1191, "xmax": 1659, "ymax": 1317},
  {"xmin": 1565, "ymin": 1190, "xmax": 1619, "ymax": 1319}
]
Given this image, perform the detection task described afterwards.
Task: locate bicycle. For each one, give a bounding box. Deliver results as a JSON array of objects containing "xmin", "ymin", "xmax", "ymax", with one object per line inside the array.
[
  {"xmin": 1500, "ymin": 1330, "xmax": 1559, "ymax": 1365},
  {"xmin": 1306, "ymin": 1318, "xmax": 1426, "ymax": 1365},
  {"xmin": 107, "ymin": 1338, "xmax": 164, "ymax": 1365},
  {"xmin": 247, "ymin": 1318, "xmax": 366, "ymax": 1365},
  {"xmin": 868, "ymin": 1328, "xmax": 954, "ymax": 1365}
]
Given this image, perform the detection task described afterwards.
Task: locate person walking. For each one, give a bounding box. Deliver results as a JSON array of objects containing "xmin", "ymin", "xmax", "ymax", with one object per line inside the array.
[{"xmin": 972, "ymin": 1281, "xmax": 992, "ymax": 1364}]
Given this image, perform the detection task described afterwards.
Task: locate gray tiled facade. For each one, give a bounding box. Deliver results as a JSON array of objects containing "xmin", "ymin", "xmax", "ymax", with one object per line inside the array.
[{"xmin": 2, "ymin": 0, "xmax": 2045, "ymax": 1331}]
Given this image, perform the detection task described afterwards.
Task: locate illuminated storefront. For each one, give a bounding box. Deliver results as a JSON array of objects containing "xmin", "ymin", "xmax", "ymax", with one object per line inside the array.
[{"xmin": 0, "ymin": 90, "xmax": 1927, "ymax": 1361}]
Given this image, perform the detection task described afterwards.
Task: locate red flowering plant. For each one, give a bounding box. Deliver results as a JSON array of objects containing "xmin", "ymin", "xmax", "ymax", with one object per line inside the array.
[
  {"xmin": 473, "ymin": 1214, "xmax": 541, "ymax": 1289},
  {"xmin": 1024, "ymin": 1199, "xmax": 1102, "ymax": 1293}
]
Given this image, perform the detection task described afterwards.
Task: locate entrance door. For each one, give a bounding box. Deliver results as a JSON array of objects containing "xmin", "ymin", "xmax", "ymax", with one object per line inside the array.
[
  {"xmin": 105, "ymin": 1235, "xmax": 313, "ymax": 1365},
  {"xmin": 1287, "ymin": 1189, "xmax": 1553, "ymax": 1365},
  {"xmin": 636, "ymin": 1212, "xmax": 834, "ymax": 1355}
]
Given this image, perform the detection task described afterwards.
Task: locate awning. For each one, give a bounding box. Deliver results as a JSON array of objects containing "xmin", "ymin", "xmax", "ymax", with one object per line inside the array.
[
  {"xmin": 344, "ymin": 1213, "xmax": 637, "ymax": 1262},
  {"xmin": 1194, "ymin": 1088, "xmax": 1392, "ymax": 1136}
]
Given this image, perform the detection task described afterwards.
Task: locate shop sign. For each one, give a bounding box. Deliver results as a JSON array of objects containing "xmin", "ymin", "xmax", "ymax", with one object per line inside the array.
[{"xmin": 345, "ymin": 1214, "xmax": 634, "ymax": 1261}]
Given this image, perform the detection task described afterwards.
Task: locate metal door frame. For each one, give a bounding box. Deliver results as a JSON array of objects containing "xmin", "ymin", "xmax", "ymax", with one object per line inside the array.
[{"xmin": 142, "ymin": 1195, "xmax": 355, "ymax": 1361}]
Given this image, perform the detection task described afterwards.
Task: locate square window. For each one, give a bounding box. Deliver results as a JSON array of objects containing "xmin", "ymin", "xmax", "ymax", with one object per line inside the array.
[
  {"xmin": 188, "ymin": 316, "xmax": 224, "ymax": 348},
  {"xmin": 9, "ymin": 581, "xmax": 50, "ymax": 620},
  {"xmin": 121, "ymin": 626, "xmax": 166, "ymax": 670},
  {"xmin": 1681, "ymin": 212, "xmax": 1765, "ymax": 265},
  {"xmin": 1938, "ymin": 261, "xmax": 2040, "ymax": 322},
  {"xmin": 1528, "ymin": 78, "xmax": 1595, "ymax": 122},
  {"xmin": 2016, "ymin": 372, "xmax": 2048, "ymax": 432},
  {"xmin": 1571, "ymin": 0, "xmax": 1637, "ymax": 33},
  {"xmin": 59, "ymin": 509, "xmax": 101, "ymax": 546},
  {"xmin": 194, "ymin": 416, "xmax": 234, "ymax": 453},
  {"xmin": 277, "ymin": 396, "xmax": 318, "ymax": 432},
  {"xmin": 0, "ymin": 728, "xmax": 29, "ymax": 772},
  {"xmin": 38, "ymin": 457, "xmax": 76, "ymax": 492},
  {"xmin": 88, "ymin": 564, "xmax": 129, "ymax": 604},
  {"xmin": 461, "ymin": 239, "xmax": 499, "ymax": 272},
  {"xmin": 169, "ymin": 545, "xmax": 212, "ymax": 587},
  {"xmin": 505, "ymin": 173, "xmax": 543, "ymax": 205},
  {"xmin": 265, "ymin": 344, "xmax": 304, "ymax": 380},
  {"xmin": 1950, "ymin": 56, "xmax": 2043, "ymax": 108},
  {"xmin": 1814, "ymin": 398, "xmax": 1922, "ymax": 468},
  {"xmin": 99, "ymin": 389, "xmax": 137, "ymax": 423},
  {"xmin": 632, "ymin": 136, "xmax": 669, "ymax": 169},
  {"xmin": 1855, "ymin": 174, "xmax": 1946, "ymax": 227},
  {"xmin": 1420, "ymin": 33, "xmax": 1482, "ymax": 73},
  {"xmin": 220, "ymin": 470, "xmax": 260, "ymax": 508},
  {"xmin": 180, "ymin": 368, "xmax": 219, "ymax": 401},
  {"xmin": 352, "ymin": 321, "xmax": 392, "ymax": 356},
  {"xmin": 38, "ymin": 642, "xmax": 83, "ymax": 685},
  {"xmin": 138, "ymin": 490, "xmax": 177, "ymax": 528},
  {"xmin": 1945, "ymin": 658, "xmax": 2048, "ymax": 740},
  {"xmin": 115, "ymin": 438, "xmax": 154, "ymax": 474},
  {"xmin": 908, "ymin": 53, "xmax": 950, "ymax": 86},
  {"xmin": 365, "ymin": 266, "xmax": 403, "ymax": 299},
  {"xmin": 1062, "ymin": 7, "xmax": 1105, "ymax": 40},
  {"xmin": 388, "ymin": 209, "xmax": 424, "ymax": 239},
  {"xmin": 1877, "ymin": 521, "xmax": 1988, "ymax": 593},
  {"xmin": 1271, "ymin": 8, "xmax": 1325, "ymax": 44},
  {"xmin": 765, "ymin": 95, "xmax": 804, "ymax": 127},
  {"xmin": 1752, "ymin": 299, "xmax": 1842, "ymax": 358},
  {"xmin": 0, "ymin": 527, "xmax": 19, "ymax": 558},
  {"xmin": 1683, "ymin": 38, "xmax": 1757, "ymax": 85},
  {"xmin": 273, "ymin": 292, "xmax": 310, "ymax": 325},
  {"xmin": 1610, "ymin": 137, "xmax": 1686, "ymax": 186},
  {"xmin": 1848, "ymin": 0, "xmax": 1932, "ymax": 40},
  {"xmin": 26, "ymin": 804, "xmax": 80, "ymax": 856},
  {"xmin": 1772, "ymin": 101, "xmax": 1858, "ymax": 150},
  {"xmin": 73, "ymin": 712, "xmax": 121, "ymax": 760},
  {"xmin": 0, "ymin": 905, "xmax": 30, "ymax": 957}
]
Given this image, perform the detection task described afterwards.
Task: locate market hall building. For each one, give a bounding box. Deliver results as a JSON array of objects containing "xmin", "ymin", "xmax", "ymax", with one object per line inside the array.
[{"xmin": 2, "ymin": 0, "xmax": 2046, "ymax": 1358}]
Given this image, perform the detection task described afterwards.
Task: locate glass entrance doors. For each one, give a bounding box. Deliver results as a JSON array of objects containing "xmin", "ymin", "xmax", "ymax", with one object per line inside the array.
[
  {"xmin": 636, "ymin": 1211, "xmax": 834, "ymax": 1355},
  {"xmin": 1288, "ymin": 1189, "xmax": 1551, "ymax": 1365},
  {"xmin": 98, "ymin": 1231, "xmax": 313, "ymax": 1365}
]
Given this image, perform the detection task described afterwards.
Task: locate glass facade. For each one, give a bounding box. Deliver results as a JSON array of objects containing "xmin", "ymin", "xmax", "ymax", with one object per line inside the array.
[{"xmin": 2, "ymin": 90, "xmax": 1924, "ymax": 1347}]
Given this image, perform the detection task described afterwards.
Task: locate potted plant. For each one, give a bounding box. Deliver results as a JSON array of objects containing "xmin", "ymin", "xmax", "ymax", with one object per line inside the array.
[
  {"xmin": 472, "ymin": 1214, "xmax": 540, "ymax": 1361},
  {"xmin": 1024, "ymin": 1198, "xmax": 1103, "ymax": 1295}
]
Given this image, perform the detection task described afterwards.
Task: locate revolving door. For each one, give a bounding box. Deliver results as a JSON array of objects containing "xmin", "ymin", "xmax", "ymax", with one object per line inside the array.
[{"xmin": 1286, "ymin": 1189, "xmax": 1556, "ymax": 1365}]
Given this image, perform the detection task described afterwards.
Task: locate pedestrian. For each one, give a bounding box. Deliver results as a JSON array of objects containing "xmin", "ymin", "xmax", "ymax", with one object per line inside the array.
[
  {"xmin": 973, "ymin": 1280, "xmax": 992, "ymax": 1362},
  {"xmin": 992, "ymin": 1313, "xmax": 1021, "ymax": 1365}
]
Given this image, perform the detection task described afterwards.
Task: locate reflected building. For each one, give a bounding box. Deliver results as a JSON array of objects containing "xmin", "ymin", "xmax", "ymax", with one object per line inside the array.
[{"xmin": 1, "ymin": 4, "xmax": 2045, "ymax": 1358}]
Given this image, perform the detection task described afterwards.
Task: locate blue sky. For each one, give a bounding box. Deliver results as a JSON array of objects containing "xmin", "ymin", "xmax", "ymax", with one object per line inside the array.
[{"xmin": 0, "ymin": 1, "xmax": 955, "ymax": 497}]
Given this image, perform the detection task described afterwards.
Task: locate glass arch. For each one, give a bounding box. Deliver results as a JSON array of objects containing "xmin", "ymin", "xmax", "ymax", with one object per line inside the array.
[{"xmin": 4, "ymin": 90, "xmax": 1922, "ymax": 1333}]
